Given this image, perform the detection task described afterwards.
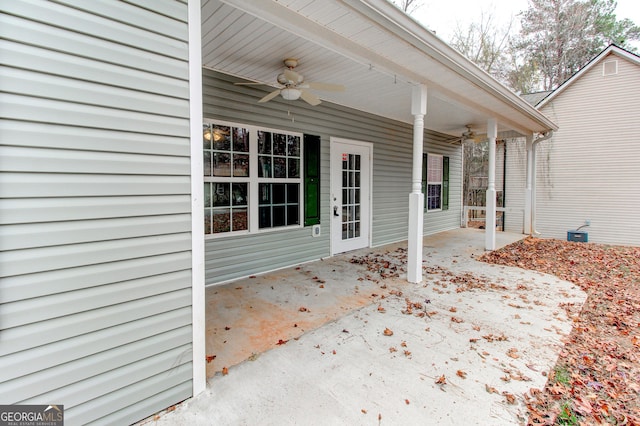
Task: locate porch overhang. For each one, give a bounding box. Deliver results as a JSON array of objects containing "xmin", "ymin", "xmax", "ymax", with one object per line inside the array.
[
  {"xmin": 204, "ymin": 0, "xmax": 557, "ymax": 138},
  {"xmin": 202, "ymin": 0, "xmax": 558, "ymax": 284}
]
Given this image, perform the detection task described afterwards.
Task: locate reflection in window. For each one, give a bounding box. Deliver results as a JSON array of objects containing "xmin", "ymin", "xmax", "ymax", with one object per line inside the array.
[
  {"xmin": 205, "ymin": 122, "xmax": 303, "ymax": 236},
  {"xmin": 203, "ymin": 123, "xmax": 250, "ymax": 178},
  {"xmin": 258, "ymin": 131, "xmax": 300, "ymax": 178},
  {"xmin": 258, "ymin": 183, "xmax": 300, "ymax": 229},
  {"xmin": 204, "ymin": 182, "xmax": 248, "ymax": 234}
]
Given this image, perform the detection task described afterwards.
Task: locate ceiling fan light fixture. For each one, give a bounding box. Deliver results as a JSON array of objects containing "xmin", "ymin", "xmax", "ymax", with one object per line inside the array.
[{"xmin": 281, "ymin": 88, "xmax": 301, "ymax": 101}]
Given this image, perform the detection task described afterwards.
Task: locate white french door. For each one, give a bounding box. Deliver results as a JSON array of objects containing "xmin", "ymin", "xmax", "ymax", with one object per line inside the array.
[{"xmin": 330, "ymin": 139, "xmax": 372, "ymax": 255}]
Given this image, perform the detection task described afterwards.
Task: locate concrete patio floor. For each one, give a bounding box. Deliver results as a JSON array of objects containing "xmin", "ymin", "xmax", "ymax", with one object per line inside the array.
[{"xmin": 146, "ymin": 228, "xmax": 586, "ymax": 425}]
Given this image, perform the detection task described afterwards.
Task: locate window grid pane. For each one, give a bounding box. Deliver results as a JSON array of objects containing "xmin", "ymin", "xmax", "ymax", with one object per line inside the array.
[
  {"xmin": 258, "ymin": 183, "xmax": 300, "ymax": 229},
  {"xmin": 342, "ymin": 153, "xmax": 361, "ymax": 240},
  {"xmin": 205, "ymin": 182, "xmax": 248, "ymax": 235},
  {"xmin": 426, "ymin": 154, "xmax": 443, "ymax": 210},
  {"xmin": 205, "ymin": 122, "xmax": 302, "ymax": 236},
  {"xmin": 203, "ymin": 124, "xmax": 250, "ymax": 178}
]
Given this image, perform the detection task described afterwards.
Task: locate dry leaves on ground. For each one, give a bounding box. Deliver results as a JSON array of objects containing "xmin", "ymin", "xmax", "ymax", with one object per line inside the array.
[{"xmin": 480, "ymin": 238, "xmax": 640, "ymax": 425}]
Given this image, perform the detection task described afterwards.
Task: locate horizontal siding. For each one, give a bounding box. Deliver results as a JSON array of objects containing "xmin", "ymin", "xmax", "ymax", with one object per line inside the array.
[
  {"xmin": 504, "ymin": 139, "xmax": 527, "ymax": 233},
  {"xmin": 536, "ymin": 53, "xmax": 640, "ymax": 245},
  {"xmin": 424, "ymin": 141, "xmax": 463, "ymax": 235},
  {"xmin": 203, "ymin": 70, "xmax": 462, "ymax": 284},
  {"xmin": 0, "ymin": 2, "xmax": 193, "ymax": 425}
]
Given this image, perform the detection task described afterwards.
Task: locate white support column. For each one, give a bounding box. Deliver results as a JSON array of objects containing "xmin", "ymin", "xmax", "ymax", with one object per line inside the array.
[
  {"xmin": 188, "ymin": 0, "xmax": 206, "ymax": 396},
  {"xmin": 523, "ymin": 134, "xmax": 534, "ymax": 235},
  {"xmin": 485, "ymin": 118, "xmax": 497, "ymax": 251},
  {"xmin": 408, "ymin": 84, "xmax": 427, "ymax": 283}
]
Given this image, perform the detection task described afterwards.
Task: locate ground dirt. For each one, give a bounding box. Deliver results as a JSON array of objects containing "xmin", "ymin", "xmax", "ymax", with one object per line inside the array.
[{"xmin": 480, "ymin": 238, "xmax": 640, "ymax": 425}]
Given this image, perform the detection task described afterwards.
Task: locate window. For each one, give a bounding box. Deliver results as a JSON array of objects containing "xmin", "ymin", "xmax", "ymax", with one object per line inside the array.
[
  {"xmin": 422, "ymin": 154, "xmax": 449, "ymax": 211},
  {"xmin": 203, "ymin": 121, "xmax": 319, "ymax": 236}
]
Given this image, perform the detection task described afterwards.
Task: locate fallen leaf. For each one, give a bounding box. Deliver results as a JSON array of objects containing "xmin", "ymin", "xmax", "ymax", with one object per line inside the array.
[
  {"xmin": 485, "ymin": 384, "xmax": 499, "ymax": 394},
  {"xmin": 451, "ymin": 316, "xmax": 464, "ymax": 323},
  {"xmin": 299, "ymin": 307, "xmax": 308, "ymax": 312},
  {"xmin": 502, "ymin": 391, "xmax": 516, "ymax": 404},
  {"xmin": 383, "ymin": 328, "xmax": 394, "ymax": 336},
  {"xmin": 276, "ymin": 339, "xmax": 288, "ymax": 345},
  {"xmin": 435, "ymin": 374, "xmax": 447, "ymax": 385},
  {"xmin": 405, "ymin": 399, "xmax": 410, "ymax": 405},
  {"xmin": 206, "ymin": 355, "xmax": 216, "ymax": 363},
  {"xmin": 506, "ymin": 348, "xmax": 520, "ymax": 359},
  {"xmin": 361, "ymin": 409, "xmax": 367, "ymax": 414},
  {"xmin": 456, "ymin": 370, "xmax": 467, "ymax": 379},
  {"xmin": 222, "ymin": 367, "xmax": 229, "ymax": 375}
]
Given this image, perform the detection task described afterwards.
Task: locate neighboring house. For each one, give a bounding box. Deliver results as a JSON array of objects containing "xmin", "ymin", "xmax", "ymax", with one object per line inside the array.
[
  {"xmin": 0, "ymin": 1, "xmax": 556, "ymax": 424},
  {"xmin": 506, "ymin": 45, "xmax": 640, "ymax": 246}
]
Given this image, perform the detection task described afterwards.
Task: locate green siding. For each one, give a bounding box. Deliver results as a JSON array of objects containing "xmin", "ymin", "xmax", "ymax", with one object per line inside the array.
[
  {"xmin": 203, "ymin": 70, "xmax": 462, "ymax": 285},
  {"xmin": 0, "ymin": 1, "xmax": 192, "ymax": 424}
]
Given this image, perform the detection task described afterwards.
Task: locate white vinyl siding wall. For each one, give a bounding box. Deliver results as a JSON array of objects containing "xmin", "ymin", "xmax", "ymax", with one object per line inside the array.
[
  {"xmin": 503, "ymin": 138, "xmax": 527, "ymax": 233},
  {"xmin": 203, "ymin": 70, "xmax": 462, "ymax": 285},
  {"xmin": 534, "ymin": 53, "xmax": 640, "ymax": 246},
  {"xmin": 0, "ymin": 1, "xmax": 193, "ymax": 424}
]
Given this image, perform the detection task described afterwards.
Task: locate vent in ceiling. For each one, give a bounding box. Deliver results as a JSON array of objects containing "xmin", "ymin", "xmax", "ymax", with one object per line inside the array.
[{"xmin": 603, "ymin": 60, "xmax": 618, "ymax": 76}]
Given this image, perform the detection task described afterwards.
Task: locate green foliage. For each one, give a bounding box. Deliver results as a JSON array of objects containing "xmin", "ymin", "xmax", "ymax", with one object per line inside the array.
[
  {"xmin": 557, "ymin": 402, "xmax": 579, "ymax": 426},
  {"xmin": 554, "ymin": 365, "xmax": 571, "ymax": 385}
]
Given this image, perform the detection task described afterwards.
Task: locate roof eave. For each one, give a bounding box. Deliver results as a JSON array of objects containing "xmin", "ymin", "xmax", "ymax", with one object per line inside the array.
[{"xmin": 350, "ymin": 0, "xmax": 558, "ymax": 132}]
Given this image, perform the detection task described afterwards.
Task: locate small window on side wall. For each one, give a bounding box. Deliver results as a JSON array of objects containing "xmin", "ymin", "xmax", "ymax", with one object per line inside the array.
[{"xmin": 422, "ymin": 153, "xmax": 449, "ymax": 211}]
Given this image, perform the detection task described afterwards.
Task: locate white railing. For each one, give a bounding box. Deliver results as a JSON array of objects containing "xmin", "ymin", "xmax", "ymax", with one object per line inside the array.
[{"xmin": 463, "ymin": 206, "xmax": 524, "ymax": 229}]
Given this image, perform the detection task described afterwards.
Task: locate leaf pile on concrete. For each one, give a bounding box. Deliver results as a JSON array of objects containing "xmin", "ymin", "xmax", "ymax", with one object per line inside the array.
[
  {"xmin": 350, "ymin": 248, "xmax": 406, "ymax": 282},
  {"xmin": 480, "ymin": 237, "xmax": 640, "ymax": 425}
]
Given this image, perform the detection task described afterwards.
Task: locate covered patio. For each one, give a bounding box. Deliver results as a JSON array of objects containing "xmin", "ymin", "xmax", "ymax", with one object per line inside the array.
[{"xmin": 148, "ymin": 229, "xmax": 586, "ymax": 425}]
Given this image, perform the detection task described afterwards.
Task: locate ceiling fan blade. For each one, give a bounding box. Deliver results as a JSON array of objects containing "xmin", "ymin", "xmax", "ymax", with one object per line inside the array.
[
  {"xmin": 258, "ymin": 89, "xmax": 282, "ymax": 103},
  {"xmin": 299, "ymin": 90, "xmax": 321, "ymax": 106},
  {"xmin": 304, "ymin": 82, "xmax": 345, "ymax": 92},
  {"xmin": 283, "ymin": 68, "xmax": 303, "ymax": 84}
]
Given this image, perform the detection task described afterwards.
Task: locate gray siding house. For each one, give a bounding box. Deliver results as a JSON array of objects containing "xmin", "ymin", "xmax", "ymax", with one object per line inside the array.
[
  {"xmin": 505, "ymin": 45, "xmax": 640, "ymax": 246},
  {"xmin": 0, "ymin": 0, "xmax": 556, "ymax": 424}
]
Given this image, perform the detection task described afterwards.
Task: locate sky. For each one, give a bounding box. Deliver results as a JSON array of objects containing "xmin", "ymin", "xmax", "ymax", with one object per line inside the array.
[{"xmin": 410, "ymin": 0, "xmax": 640, "ymax": 49}]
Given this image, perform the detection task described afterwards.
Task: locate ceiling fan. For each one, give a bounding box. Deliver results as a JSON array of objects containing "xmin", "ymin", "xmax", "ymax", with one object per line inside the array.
[
  {"xmin": 462, "ymin": 125, "xmax": 479, "ymax": 142},
  {"xmin": 443, "ymin": 125, "xmax": 480, "ymax": 144},
  {"xmin": 235, "ymin": 58, "xmax": 345, "ymax": 106}
]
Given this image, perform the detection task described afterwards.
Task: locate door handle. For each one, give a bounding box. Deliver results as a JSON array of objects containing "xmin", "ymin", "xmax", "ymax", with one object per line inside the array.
[{"xmin": 333, "ymin": 206, "xmax": 339, "ymax": 217}]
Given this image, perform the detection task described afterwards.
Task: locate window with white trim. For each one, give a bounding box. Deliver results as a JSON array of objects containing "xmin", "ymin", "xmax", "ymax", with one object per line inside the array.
[
  {"xmin": 422, "ymin": 153, "xmax": 449, "ymax": 211},
  {"xmin": 203, "ymin": 120, "xmax": 303, "ymax": 236}
]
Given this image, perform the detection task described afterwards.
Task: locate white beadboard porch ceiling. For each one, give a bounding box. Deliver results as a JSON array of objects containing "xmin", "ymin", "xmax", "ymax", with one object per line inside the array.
[{"xmin": 202, "ymin": 0, "xmax": 557, "ymax": 138}]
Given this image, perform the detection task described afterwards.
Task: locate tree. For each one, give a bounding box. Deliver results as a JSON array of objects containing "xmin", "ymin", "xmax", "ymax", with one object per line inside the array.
[
  {"xmin": 449, "ymin": 9, "xmax": 514, "ymax": 84},
  {"xmin": 517, "ymin": 0, "xmax": 640, "ymax": 90},
  {"xmin": 391, "ymin": 0, "xmax": 422, "ymax": 14}
]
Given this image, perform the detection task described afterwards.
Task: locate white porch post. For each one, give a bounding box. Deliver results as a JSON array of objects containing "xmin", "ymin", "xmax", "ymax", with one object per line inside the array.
[
  {"xmin": 188, "ymin": 0, "xmax": 206, "ymax": 396},
  {"xmin": 523, "ymin": 134, "xmax": 534, "ymax": 235},
  {"xmin": 408, "ymin": 84, "xmax": 427, "ymax": 283},
  {"xmin": 485, "ymin": 118, "xmax": 497, "ymax": 250}
]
